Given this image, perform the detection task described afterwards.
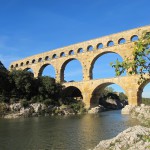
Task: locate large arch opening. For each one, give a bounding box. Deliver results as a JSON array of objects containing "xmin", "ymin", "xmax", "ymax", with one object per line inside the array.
[
  {"xmin": 138, "ymin": 80, "xmax": 150, "ymax": 105},
  {"xmin": 91, "ymin": 83, "xmax": 128, "ymax": 109},
  {"xmin": 38, "ymin": 64, "xmax": 55, "ymax": 78},
  {"xmin": 23, "ymin": 68, "xmax": 34, "ymax": 77},
  {"xmin": 61, "ymin": 59, "xmax": 83, "ymax": 82},
  {"xmin": 91, "ymin": 52, "xmax": 126, "ymax": 79},
  {"xmin": 62, "ymin": 86, "xmax": 83, "ymax": 104}
]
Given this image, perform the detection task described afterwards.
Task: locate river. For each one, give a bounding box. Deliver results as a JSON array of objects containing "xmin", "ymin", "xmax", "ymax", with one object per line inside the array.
[{"xmin": 0, "ymin": 110, "xmax": 139, "ymax": 150}]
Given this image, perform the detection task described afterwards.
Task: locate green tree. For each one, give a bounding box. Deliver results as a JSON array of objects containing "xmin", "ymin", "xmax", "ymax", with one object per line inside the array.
[
  {"xmin": 38, "ymin": 76, "xmax": 63, "ymax": 104},
  {"xmin": 111, "ymin": 31, "xmax": 150, "ymax": 84},
  {"xmin": 0, "ymin": 61, "xmax": 12, "ymax": 102},
  {"xmin": 10, "ymin": 70, "xmax": 36, "ymax": 100}
]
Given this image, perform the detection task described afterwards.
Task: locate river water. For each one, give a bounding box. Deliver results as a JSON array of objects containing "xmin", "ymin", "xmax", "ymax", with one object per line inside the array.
[{"xmin": 0, "ymin": 110, "xmax": 139, "ymax": 150}]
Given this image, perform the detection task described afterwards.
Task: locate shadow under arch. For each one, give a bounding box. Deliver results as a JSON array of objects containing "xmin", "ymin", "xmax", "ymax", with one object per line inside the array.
[
  {"xmin": 60, "ymin": 58, "xmax": 83, "ymax": 82},
  {"xmin": 62, "ymin": 86, "xmax": 83, "ymax": 101},
  {"xmin": 137, "ymin": 79, "xmax": 150, "ymax": 105},
  {"xmin": 38, "ymin": 63, "xmax": 56, "ymax": 78},
  {"xmin": 90, "ymin": 82, "xmax": 127, "ymax": 108},
  {"xmin": 89, "ymin": 51, "xmax": 125, "ymax": 79}
]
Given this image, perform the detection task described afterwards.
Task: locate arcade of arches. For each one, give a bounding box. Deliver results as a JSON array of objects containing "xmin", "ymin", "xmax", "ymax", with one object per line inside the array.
[{"xmin": 10, "ymin": 25, "xmax": 150, "ymax": 108}]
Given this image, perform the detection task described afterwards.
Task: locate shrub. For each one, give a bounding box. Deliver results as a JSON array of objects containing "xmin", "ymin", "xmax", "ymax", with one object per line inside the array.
[
  {"xmin": 21, "ymin": 99, "xmax": 29, "ymax": 108},
  {"xmin": 43, "ymin": 99, "xmax": 52, "ymax": 106}
]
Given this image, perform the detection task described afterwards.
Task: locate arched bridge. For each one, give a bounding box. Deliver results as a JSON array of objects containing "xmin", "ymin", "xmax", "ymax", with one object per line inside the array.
[{"xmin": 10, "ymin": 25, "xmax": 150, "ymax": 108}]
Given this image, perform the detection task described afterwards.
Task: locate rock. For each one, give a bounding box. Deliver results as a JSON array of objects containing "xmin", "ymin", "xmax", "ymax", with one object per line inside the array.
[
  {"xmin": 93, "ymin": 125, "xmax": 150, "ymax": 150},
  {"xmin": 10, "ymin": 103, "xmax": 21, "ymax": 111},
  {"xmin": 4, "ymin": 113, "xmax": 21, "ymax": 119},
  {"xmin": 20, "ymin": 107, "xmax": 34, "ymax": 117},
  {"xmin": 121, "ymin": 105, "xmax": 135, "ymax": 114},
  {"xmin": 88, "ymin": 105, "xmax": 105, "ymax": 114},
  {"xmin": 30, "ymin": 103, "xmax": 42, "ymax": 113},
  {"xmin": 100, "ymin": 97, "xmax": 124, "ymax": 110}
]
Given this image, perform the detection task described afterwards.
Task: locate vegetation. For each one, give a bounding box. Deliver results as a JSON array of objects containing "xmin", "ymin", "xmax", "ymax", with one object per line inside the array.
[
  {"xmin": 0, "ymin": 61, "xmax": 85, "ymax": 115},
  {"xmin": 142, "ymin": 98, "xmax": 150, "ymax": 105},
  {"xmin": 111, "ymin": 31, "xmax": 150, "ymax": 84}
]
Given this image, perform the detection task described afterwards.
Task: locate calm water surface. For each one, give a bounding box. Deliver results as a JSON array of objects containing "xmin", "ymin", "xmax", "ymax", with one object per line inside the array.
[{"xmin": 0, "ymin": 110, "xmax": 139, "ymax": 150}]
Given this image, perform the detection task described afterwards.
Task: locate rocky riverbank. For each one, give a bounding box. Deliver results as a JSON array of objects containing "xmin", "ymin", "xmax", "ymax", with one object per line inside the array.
[
  {"xmin": 93, "ymin": 125, "xmax": 150, "ymax": 150},
  {"xmin": 122, "ymin": 104, "xmax": 150, "ymax": 126},
  {"xmin": 0, "ymin": 102, "xmax": 85, "ymax": 119},
  {"xmin": 92, "ymin": 105, "xmax": 150, "ymax": 150}
]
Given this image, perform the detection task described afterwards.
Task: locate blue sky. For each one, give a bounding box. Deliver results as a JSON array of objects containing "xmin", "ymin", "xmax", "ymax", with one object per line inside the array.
[{"xmin": 0, "ymin": 0, "xmax": 150, "ymax": 97}]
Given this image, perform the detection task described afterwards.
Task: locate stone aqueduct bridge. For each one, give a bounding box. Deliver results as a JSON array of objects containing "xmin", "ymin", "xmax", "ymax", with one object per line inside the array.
[{"xmin": 10, "ymin": 26, "xmax": 150, "ymax": 108}]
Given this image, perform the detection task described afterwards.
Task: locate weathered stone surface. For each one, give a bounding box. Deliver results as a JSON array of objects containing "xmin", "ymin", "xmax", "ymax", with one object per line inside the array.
[
  {"xmin": 88, "ymin": 105, "xmax": 105, "ymax": 114},
  {"xmin": 10, "ymin": 103, "xmax": 22, "ymax": 111},
  {"xmin": 30, "ymin": 103, "xmax": 46, "ymax": 113},
  {"xmin": 121, "ymin": 105, "xmax": 136, "ymax": 114},
  {"xmin": 93, "ymin": 125, "xmax": 150, "ymax": 150},
  {"xmin": 9, "ymin": 25, "xmax": 150, "ymax": 108}
]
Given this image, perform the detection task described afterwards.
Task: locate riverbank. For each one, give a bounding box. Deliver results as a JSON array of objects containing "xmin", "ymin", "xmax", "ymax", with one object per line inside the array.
[
  {"xmin": 0, "ymin": 102, "xmax": 86, "ymax": 119},
  {"xmin": 93, "ymin": 105, "xmax": 150, "ymax": 150}
]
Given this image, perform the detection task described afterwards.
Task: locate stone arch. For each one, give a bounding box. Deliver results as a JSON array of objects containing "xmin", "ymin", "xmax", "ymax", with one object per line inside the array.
[
  {"xmin": 97, "ymin": 43, "xmax": 103, "ymax": 49},
  {"xmin": 60, "ymin": 58, "xmax": 83, "ymax": 82},
  {"xmin": 107, "ymin": 41, "xmax": 114, "ymax": 47},
  {"xmin": 62, "ymin": 86, "xmax": 83, "ymax": 101},
  {"xmin": 137, "ymin": 79, "xmax": 150, "ymax": 105},
  {"xmin": 38, "ymin": 58, "xmax": 42, "ymax": 62},
  {"xmin": 60, "ymin": 52, "xmax": 65, "ymax": 57},
  {"xmin": 89, "ymin": 51, "xmax": 125, "ymax": 79},
  {"xmin": 26, "ymin": 61, "xmax": 29, "ymax": 65},
  {"xmin": 118, "ymin": 38, "xmax": 126, "ymax": 44},
  {"xmin": 91, "ymin": 82, "xmax": 127, "ymax": 108},
  {"xmin": 15, "ymin": 64, "xmax": 18, "ymax": 67},
  {"xmin": 131, "ymin": 35, "xmax": 139, "ymax": 42},
  {"xmin": 11, "ymin": 65, "xmax": 14, "ymax": 69},
  {"xmin": 77, "ymin": 48, "xmax": 83, "ymax": 53},
  {"xmin": 38, "ymin": 63, "xmax": 56, "ymax": 77},
  {"xmin": 52, "ymin": 54, "xmax": 57, "ymax": 59},
  {"xmin": 69, "ymin": 50, "xmax": 74, "ymax": 55},
  {"xmin": 32, "ymin": 59, "xmax": 36, "ymax": 64},
  {"xmin": 20, "ymin": 62, "xmax": 24, "ymax": 66},
  {"xmin": 45, "ymin": 56, "xmax": 50, "ymax": 61},
  {"xmin": 23, "ymin": 68, "xmax": 34, "ymax": 77},
  {"xmin": 87, "ymin": 45, "xmax": 93, "ymax": 51}
]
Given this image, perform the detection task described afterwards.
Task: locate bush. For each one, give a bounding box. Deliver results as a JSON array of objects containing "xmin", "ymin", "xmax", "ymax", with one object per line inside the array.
[
  {"xmin": 43, "ymin": 99, "xmax": 52, "ymax": 106},
  {"xmin": 0, "ymin": 95, "xmax": 9, "ymax": 103},
  {"xmin": 0, "ymin": 103, "xmax": 9, "ymax": 116},
  {"xmin": 142, "ymin": 98, "xmax": 150, "ymax": 105},
  {"xmin": 21, "ymin": 99, "xmax": 29, "ymax": 108},
  {"xmin": 70, "ymin": 101, "xmax": 86, "ymax": 114}
]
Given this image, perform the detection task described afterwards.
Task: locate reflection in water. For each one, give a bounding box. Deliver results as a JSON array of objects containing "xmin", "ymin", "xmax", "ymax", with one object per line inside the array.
[{"xmin": 0, "ymin": 110, "xmax": 139, "ymax": 150}]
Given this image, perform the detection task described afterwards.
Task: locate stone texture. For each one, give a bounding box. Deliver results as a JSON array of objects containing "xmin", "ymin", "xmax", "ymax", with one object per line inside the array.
[
  {"xmin": 93, "ymin": 125, "xmax": 150, "ymax": 150},
  {"xmin": 9, "ymin": 25, "xmax": 150, "ymax": 108},
  {"xmin": 88, "ymin": 105, "xmax": 105, "ymax": 114}
]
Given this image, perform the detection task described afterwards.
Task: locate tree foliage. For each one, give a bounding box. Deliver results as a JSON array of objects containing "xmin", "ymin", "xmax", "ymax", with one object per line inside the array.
[
  {"xmin": 111, "ymin": 31, "xmax": 150, "ymax": 84},
  {"xmin": 0, "ymin": 62, "xmax": 64, "ymax": 104}
]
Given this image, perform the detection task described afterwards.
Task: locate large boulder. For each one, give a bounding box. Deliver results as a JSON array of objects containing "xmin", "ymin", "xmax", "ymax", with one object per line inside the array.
[
  {"xmin": 93, "ymin": 125, "xmax": 150, "ymax": 150},
  {"xmin": 121, "ymin": 105, "xmax": 136, "ymax": 114},
  {"xmin": 105, "ymin": 98, "xmax": 123, "ymax": 109},
  {"xmin": 10, "ymin": 103, "xmax": 22, "ymax": 111},
  {"xmin": 88, "ymin": 105, "xmax": 105, "ymax": 114},
  {"xmin": 30, "ymin": 103, "xmax": 46, "ymax": 113},
  {"xmin": 20, "ymin": 107, "xmax": 34, "ymax": 117}
]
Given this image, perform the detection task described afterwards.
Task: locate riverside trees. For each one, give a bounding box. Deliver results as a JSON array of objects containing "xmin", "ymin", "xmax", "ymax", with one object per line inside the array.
[{"xmin": 0, "ymin": 62, "xmax": 63, "ymax": 105}]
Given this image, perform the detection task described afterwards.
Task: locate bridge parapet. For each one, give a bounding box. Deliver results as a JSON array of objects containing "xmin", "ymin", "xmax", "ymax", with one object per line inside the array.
[{"xmin": 10, "ymin": 25, "xmax": 150, "ymax": 70}]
